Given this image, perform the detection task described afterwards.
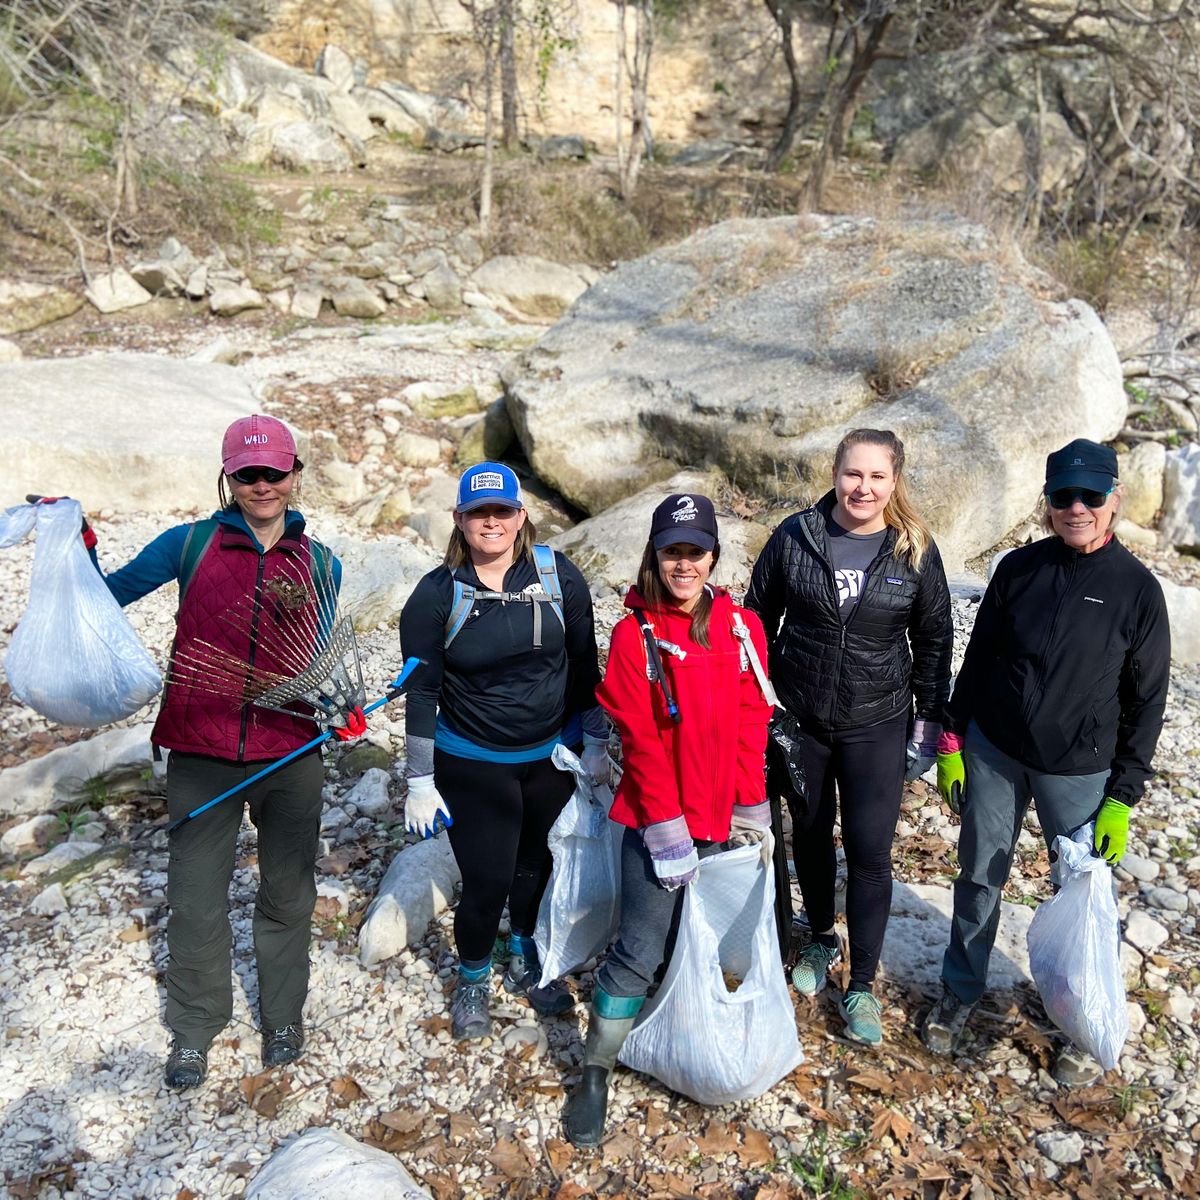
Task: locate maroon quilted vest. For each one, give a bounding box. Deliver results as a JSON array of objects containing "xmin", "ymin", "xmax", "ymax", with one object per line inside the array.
[{"xmin": 152, "ymin": 521, "xmax": 321, "ymax": 761}]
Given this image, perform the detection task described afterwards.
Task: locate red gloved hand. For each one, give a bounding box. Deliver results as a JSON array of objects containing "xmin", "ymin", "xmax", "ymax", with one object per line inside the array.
[
  {"xmin": 333, "ymin": 706, "xmax": 367, "ymax": 741},
  {"xmin": 27, "ymin": 495, "xmax": 96, "ymax": 549}
]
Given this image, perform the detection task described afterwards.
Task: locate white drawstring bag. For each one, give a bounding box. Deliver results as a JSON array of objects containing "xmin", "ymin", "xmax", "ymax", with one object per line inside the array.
[
  {"xmin": 534, "ymin": 744, "xmax": 622, "ymax": 986},
  {"xmin": 619, "ymin": 843, "xmax": 803, "ymax": 1105},
  {"xmin": 0, "ymin": 500, "xmax": 162, "ymax": 726},
  {"xmin": 1027, "ymin": 823, "xmax": 1128, "ymax": 1070}
]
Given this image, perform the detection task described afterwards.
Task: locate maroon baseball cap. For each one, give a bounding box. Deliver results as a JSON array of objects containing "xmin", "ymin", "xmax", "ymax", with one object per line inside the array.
[{"xmin": 221, "ymin": 415, "xmax": 297, "ymax": 475}]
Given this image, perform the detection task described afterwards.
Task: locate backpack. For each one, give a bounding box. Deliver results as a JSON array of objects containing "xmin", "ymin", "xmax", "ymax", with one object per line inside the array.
[{"xmin": 443, "ymin": 543, "xmax": 565, "ymax": 650}]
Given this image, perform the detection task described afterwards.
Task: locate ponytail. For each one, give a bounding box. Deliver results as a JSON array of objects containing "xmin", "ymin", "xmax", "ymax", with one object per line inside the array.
[{"xmin": 834, "ymin": 428, "xmax": 931, "ymax": 571}]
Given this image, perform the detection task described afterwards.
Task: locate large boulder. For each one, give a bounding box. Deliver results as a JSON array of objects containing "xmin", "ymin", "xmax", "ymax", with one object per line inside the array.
[
  {"xmin": 1157, "ymin": 574, "xmax": 1200, "ymax": 665},
  {"xmin": 0, "ymin": 279, "xmax": 83, "ymax": 334},
  {"xmin": 1161, "ymin": 443, "xmax": 1200, "ymax": 551},
  {"xmin": 467, "ymin": 256, "xmax": 592, "ymax": 321},
  {"xmin": 550, "ymin": 470, "xmax": 772, "ymax": 594},
  {"xmin": 0, "ymin": 353, "xmax": 301, "ymax": 512},
  {"xmin": 324, "ymin": 534, "xmax": 440, "ymax": 631},
  {"xmin": 503, "ymin": 215, "xmax": 1126, "ymax": 572},
  {"xmin": 1119, "ymin": 440, "xmax": 1166, "ymax": 528}
]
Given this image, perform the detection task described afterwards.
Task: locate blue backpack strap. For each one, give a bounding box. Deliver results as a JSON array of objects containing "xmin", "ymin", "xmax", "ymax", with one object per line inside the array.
[
  {"xmin": 177, "ymin": 518, "xmax": 219, "ymax": 604},
  {"xmin": 532, "ymin": 544, "xmax": 565, "ymax": 629},
  {"xmin": 444, "ymin": 574, "xmax": 477, "ymax": 649}
]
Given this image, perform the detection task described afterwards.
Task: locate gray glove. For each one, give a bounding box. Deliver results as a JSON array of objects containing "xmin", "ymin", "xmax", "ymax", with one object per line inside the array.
[
  {"xmin": 905, "ymin": 718, "xmax": 940, "ymax": 783},
  {"xmin": 641, "ymin": 815, "xmax": 699, "ymax": 891}
]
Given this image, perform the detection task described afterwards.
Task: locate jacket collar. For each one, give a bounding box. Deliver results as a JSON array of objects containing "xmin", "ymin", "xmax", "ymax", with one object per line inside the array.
[
  {"xmin": 624, "ymin": 584, "xmax": 734, "ymax": 627},
  {"xmin": 212, "ymin": 506, "xmax": 307, "ymax": 554},
  {"xmin": 802, "ymin": 490, "xmax": 897, "ymax": 557}
]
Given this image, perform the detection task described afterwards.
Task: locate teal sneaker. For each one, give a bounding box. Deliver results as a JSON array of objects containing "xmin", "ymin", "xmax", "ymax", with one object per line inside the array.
[
  {"xmin": 790, "ymin": 938, "xmax": 841, "ymax": 996},
  {"xmin": 839, "ymin": 989, "xmax": 883, "ymax": 1046}
]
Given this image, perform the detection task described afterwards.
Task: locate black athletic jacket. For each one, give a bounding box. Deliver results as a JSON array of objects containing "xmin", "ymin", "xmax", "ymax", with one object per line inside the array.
[
  {"xmin": 400, "ymin": 551, "xmax": 600, "ymax": 752},
  {"xmin": 745, "ymin": 492, "xmax": 953, "ymax": 731},
  {"xmin": 946, "ymin": 535, "xmax": 1169, "ymax": 804}
]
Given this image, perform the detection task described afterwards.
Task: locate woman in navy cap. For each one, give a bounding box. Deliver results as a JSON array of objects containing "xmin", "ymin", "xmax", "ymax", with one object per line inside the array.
[
  {"xmin": 922, "ymin": 438, "xmax": 1170, "ymax": 1085},
  {"xmin": 399, "ymin": 462, "xmax": 606, "ymax": 1042}
]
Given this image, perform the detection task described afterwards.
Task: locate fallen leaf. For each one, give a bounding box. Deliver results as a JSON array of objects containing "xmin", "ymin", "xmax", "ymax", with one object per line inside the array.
[
  {"xmin": 1013, "ymin": 1022, "xmax": 1054, "ymax": 1068},
  {"xmin": 175, "ymin": 1190, "xmax": 197, "ymax": 1200},
  {"xmin": 117, "ymin": 924, "xmax": 148, "ymax": 943},
  {"xmin": 448, "ymin": 1111, "xmax": 480, "ymax": 1142},
  {"xmin": 312, "ymin": 895, "xmax": 343, "ymax": 922},
  {"xmin": 424, "ymin": 1173, "xmax": 458, "ymax": 1200},
  {"xmin": 603, "ymin": 1130, "xmax": 639, "ymax": 1164},
  {"xmin": 329, "ymin": 1074, "xmax": 364, "ymax": 1106},
  {"xmin": 738, "ymin": 1127, "xmax": 774, "ymax": 1166},
  {"xmin": 489, "ymin": 1137, "xmax": 530, "ymax": 1178},
  {"xmin": 657, "ymin": 1131, "xmax": 694, "ymax": 1161},
  {"xmin": 644, "ymin": 1106, "xmax": 668, "ymax": 1137},
  {"xmin": 870, "ymin": 1105, "xmax": 915, "ymax": 1146},
  {"xmin": 545, "ymin": 1137, "xmax": 574, "ymax": 1174},
  {"xmin": 1162, "ymin": 1146, "xmax": 1194, "ymax": 1188},
  {"xmin": 847, "ymin": 1068, "xmax": 895, "ymax": 1096},
  {"xmin": 239, "ymin": 1070, "xmax": 290, "ymax": 1118},
  {"xmin": 694, "ymin": 1121, "xmax": 739, "ymax": 1156},
  {"xmin": 419, "ymin": 1015, "xmax": 452, "ymax": 1037},
  {"xmin": 893, "ymin": 1069, "xmax": 937, "ymax": 1098},
  {"xmin": 378, "ymin": 1109, "xmax": 425, "ymax": 1134},
  {"xmin": 1052, "ymin": 1098, "xmax": 1110, "ymax": 1133}
]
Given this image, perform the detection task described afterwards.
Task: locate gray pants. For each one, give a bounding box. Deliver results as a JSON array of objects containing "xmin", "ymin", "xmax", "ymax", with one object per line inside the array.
[
  {"xmin": 166, "ymin": 750, "xmax": 323, "ymax": 1048},
  {"xmin": 942, "ymin": 722, "xmax": 1106, "ymax": 1005},
  {"xmin": 596, "ymin": 829, "xmax": 724, "ymax": 1000}
]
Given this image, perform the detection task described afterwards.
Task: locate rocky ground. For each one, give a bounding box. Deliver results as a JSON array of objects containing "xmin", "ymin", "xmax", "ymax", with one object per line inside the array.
[{"xmin": 2, "ymin": 308, "xmax": 1199, "ymax": 1199}]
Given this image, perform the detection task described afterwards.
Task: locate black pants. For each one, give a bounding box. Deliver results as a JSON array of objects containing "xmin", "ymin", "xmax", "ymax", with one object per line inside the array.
[
  {"xmin": 788, "ymin": 710, "xmax": 908, "ymax": 987},
  {"xmin": 166, "ymin": 749, "xmax": 323, "ymax": 1049},
  {"xmin": 435, "ymin": 750, "xmax": 576, "ymax": 963}
]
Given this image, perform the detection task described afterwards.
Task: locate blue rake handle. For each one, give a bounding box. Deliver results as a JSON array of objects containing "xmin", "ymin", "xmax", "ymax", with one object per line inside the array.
[{"xmin": 166, "ymin": 657, "xmax": 424, "ymax": 836}]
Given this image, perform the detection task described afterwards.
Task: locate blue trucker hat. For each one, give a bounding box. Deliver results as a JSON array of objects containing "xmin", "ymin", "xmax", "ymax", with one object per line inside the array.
[{"xmin": 455, "ymin": 462, "xmax": 523, "ymax": 512}]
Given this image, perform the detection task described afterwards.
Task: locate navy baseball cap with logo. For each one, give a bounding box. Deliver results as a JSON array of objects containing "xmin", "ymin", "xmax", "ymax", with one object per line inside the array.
[
  {"xmin": 1044, "ymin": 438, "xmax": 1118, "ymax": 494},
  {"xmin": 455, "ymin": 461, "xmax": 523, "ymax": 512},
  {"xmin": 650, "ymin": 493, "xmax": 719, "ymax": 552}
]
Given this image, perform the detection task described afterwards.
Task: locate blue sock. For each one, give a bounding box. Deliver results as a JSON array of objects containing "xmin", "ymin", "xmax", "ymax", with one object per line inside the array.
[
  {"xmin": 509, "ymin": 933, "xmax": 537, "ymax": 960},
  {"xmin": 459, "ymin": 957, "xmax": 491, "ymax": 983}
]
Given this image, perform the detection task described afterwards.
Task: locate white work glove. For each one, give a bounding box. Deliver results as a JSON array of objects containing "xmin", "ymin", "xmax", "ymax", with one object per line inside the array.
[
  {"xmin": 580, "ymin": 735, "xmax": 612, "ymax": 788},
  {"xmin": 404, "ymin": 775, "xmax": 453, "ymax": 839},
  {"xmin": 727, "ymin": 801, "xmax": 775, "ymax": 870},
  {"xmin": 904, "ymin": 718, "xmax": 941, "ymax": 783}
]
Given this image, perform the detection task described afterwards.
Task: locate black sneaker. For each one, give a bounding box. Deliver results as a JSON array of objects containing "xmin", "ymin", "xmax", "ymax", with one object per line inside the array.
[
  {"xmin": 164, "ymin": 1043, "xmax": 208, "ymax": 1091},
  {"xmin": 502, "ymin": 954, "xmax": 575, "ymax": 1016},
  {"xmin": 451, "ymin": 977, "xmax": 493, "ymax": 1040},
  {"xmin": 262, "ymin": 1023, "xmax": 305, "ymax": 1068},
  {"xmin": 920, "ymin": 986, "xmax": 975, "ymax": 1057},
  {"xmin": 1052, "ymin": 1043, "xmax": 1102, "ymax": 1087}
]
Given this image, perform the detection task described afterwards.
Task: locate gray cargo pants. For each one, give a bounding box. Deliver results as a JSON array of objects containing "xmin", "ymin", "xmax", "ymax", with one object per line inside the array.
[
  {"xmin": 165, "ymin": 750, "xmax": 323, "ymax": 1049},
  {"xmin": 941, "ymin": 721, "xmax": 1107, "ymax": 1005}
]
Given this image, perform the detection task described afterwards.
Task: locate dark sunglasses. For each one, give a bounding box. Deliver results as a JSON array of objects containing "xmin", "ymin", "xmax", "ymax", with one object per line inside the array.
[
  {"xmin": 1046, "ymin": 486, "xmax": 1113, "ymax": 510},
  {"xmin": 230, "ymin": 466, "xmax": 292, "ymax": 485}
]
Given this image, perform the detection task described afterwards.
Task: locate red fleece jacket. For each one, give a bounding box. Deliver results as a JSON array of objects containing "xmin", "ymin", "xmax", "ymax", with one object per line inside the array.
[{"xmin": 600, "ymin": 587, "xmax": 773, "ymax": 841}]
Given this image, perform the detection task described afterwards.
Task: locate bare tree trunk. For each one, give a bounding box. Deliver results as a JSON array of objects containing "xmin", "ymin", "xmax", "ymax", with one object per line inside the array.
[
  {"xmin": 614, "ymin": 0, "xmax": 627, "ymax": 189},
  {"xmin": 765, "ymin": 1, "xmax": 803, "ymax": 171},
  {"xmin": 499, "ymin": 0, "xmax": 518, "ymax": 149},
  {"xmin": 620, "ymin": 0, "xmax": 653, "ymax": 200},
  {"xmin": 480, "ymin": 38, "xmax": 496, "ymax": 238},
  {"xmin": 1025, "ymin": 59, "xmax": 1045, "ymax": 236}
]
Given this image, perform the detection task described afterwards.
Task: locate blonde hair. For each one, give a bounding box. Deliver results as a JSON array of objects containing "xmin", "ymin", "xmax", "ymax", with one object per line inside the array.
[
  {"xmin": 635, "ymin": 539, "xmax": 721, "ymax": 650},
  {"xmin": 834, "ymin": 429, "xmax": 931, "ymax": 571},
  {"xmin": 1038, "ymin": 482, "xmax": 1123, "ymax": 537},
  {"xmin": 443, "ymin": 513, "xmax": 539, "ymax": 569}
]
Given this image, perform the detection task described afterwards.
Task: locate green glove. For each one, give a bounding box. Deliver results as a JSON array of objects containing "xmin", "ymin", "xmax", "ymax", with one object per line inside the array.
[
  {"xmin": 1094, "ymin": 798, "xmax": 1132, "ymax": 865},
  {"xmin": 936, "ymin": 751, "xmax": 965, "ymax": 815}
]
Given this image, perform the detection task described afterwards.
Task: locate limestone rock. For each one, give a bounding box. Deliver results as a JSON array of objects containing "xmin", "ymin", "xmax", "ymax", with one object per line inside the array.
[
  {"xmin": 85, "ymin": 270, "xmax": 152, "ymax": 314},
  {"xmin": 331, "ymin": 279, "xmax": 386, "ymax": 318},
  {"xmin": 1156, "ymin": 574, "xmax": 1200, "ymax": 666},
  {"xmin": 291, "ymin": 286, "xmax": 325, "ymax": 319},
  {"xmin": 247, "ymin": 1127, "xmax": 432, "ymax": 1198},
  {"xmin": 0, "ymin": 814, "xmax": 59, "ymax": 854},
  {"xmin": 343, "ymin": 768, "xmax": 393, "ymax": 818},
  {"xmin": 271, "ymin": 121, "xmax": 354, "ymax": 172},
  {"xmin": 1121, "ymin": 852, "xmax": 1159, "ymax": 883},
  {"xmin": 317, "ymin": 460, "xmax": 366, "ymax": 505},
  {"xmin": 0, "ymin": 279, "xmax": 83, "ymax": 334},
  {"xmin": 401, "ymin": 381, "xmax": 482, "ymax": 419},
  {"xmin": 129, "ymin": 261, "xmax": 186, "ymax": 297},
  {"xmin": 1119, "ymin": 441, "xmax": 1165, "ymax": 527},
  {"xmin": 468, "ymin": 255, "xmax": 590, "ymax": 320},
  {"xmin": 315, "ymin": 44, "xmax": 357, "ymax": 94},
  {"xmin": 504, "ymin": 215, "xmax": 1126, "ymax": 571},
  {"xmin": 350, "ymin": 86, "xmax": 424, "ymax": 137},
  {"xmin": 1037, "ymin": 1131, "xmax": 1084, "ymax": 1166},
  {"xmin": 423, "ymin": 262, "xmax": 462, "ymax": 310},
  {"xmin": 1124, "ymin": 909, "xmax": 1169, "ymax": 953},
  {"xmin": 25, "ymin": 841, "xmax": 103, "ymax": 878},
  {"xmin": 323, "ymin": 534, "xmax": 439, "ymax": 631},
  {"xmin": 1161, "ymin": 443, "xmax": 1200, "ymax": 550},
  {"xmin": 0, "ymin": 354, "xmax": 286, "ymax": 513},
  {"xmin": 30, "ymin": 883, "xmax": 69, "ymax": 916},
  {"xmin": 536, "ymin": 134, "xmax": 589, "ymax": 161},
  {"xmin": 209, "ymin": 283, "xmax": 265, "ymax": 316},
  {"xmin": 551, "ymin": 470, "xmax": 771, "ymax": 594},
  {"xmin": 0, "ymin": 337, "xmax": 22, "ymax": 363},
  {"xmin": 373, "ymin": 80, "xmax": 471, "ymax": 132},
  {"xmin": 392, "ymin": 432, "xmax": 442, "ymax": 467},
  {"xmin": 359, "ymin": 835, "xmax": 461, "ymax": 967}
]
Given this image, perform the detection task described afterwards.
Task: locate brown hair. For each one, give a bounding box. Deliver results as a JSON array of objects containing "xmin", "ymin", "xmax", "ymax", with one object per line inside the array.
[
  {"xmin": 635, "ymin": 539, "xmax": 721, "ymax": 650},
  {"xmin": 834, "ymin": 429, "xmax": 931, "ymax": 571},
  {"xmin": 443, "ymin": 512, "xmax": 539, "ymax": 569},
  {"xmin": 218, "ymin": 458, "xmax": 305, "ymax": 512}
]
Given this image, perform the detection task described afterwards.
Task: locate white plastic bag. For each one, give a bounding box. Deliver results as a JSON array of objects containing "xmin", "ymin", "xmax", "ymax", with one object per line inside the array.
[
  {"xmin": 534, "ymin": 744, "xmax": 622, "ymax": 986},
  {"xmin": 1027, "ymin": 823, "xmax": 1128, "ymax": 1070},
  {"xmin": 619, "ymin": 843, "xmax": 803, "ymax": 1105},
  {"xmin": 0, "ymin": 500, "xmax": 162, "ymax": 726}
]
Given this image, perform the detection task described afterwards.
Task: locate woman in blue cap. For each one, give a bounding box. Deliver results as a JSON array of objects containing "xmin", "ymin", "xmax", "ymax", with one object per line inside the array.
[
  {"xmin": 923, "ymin": 438, "xmax": 1170, "ymax": 1085},
  {"xmin": 398, "ymin": 462, "xmax": 607, "ymax": 1041}
]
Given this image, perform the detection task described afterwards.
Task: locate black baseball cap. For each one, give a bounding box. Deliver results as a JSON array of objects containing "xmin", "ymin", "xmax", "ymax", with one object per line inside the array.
[
  {"xmin": 650, "ymin": 493, "xmax": 719, "ymax": 552},
  {"xmin": 1044, "ymin": 438, "xmax": 1118, "ymax": 494}
]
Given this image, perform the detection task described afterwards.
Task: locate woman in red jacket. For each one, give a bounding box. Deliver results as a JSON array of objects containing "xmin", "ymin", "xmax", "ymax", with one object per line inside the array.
[{"xmin": 562, "ymin": 493, "xmax": 774, "ymax": 1146}]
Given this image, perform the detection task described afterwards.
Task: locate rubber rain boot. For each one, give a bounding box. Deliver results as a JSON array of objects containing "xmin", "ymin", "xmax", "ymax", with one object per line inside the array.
[{"xmin": 562, "ymin": 989, "xmax": 643, "ymax": 1148}]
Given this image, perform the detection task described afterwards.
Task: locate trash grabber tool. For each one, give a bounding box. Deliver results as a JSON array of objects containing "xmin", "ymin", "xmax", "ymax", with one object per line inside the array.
[{"xmin": 166, "ymin": 657, "xmax": 424, "ymax": 836}]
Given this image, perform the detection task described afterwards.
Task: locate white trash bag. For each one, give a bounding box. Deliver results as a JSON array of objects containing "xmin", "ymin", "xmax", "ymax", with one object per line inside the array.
[
  {"xmin": 1027, "ymin": 823, "xmax": 1128, "ymax": 1070},
  {"xmin": 0, "ymin": 500, "xmax": 162, "ymax": 726},
  {"xmin": 619, "ymin": 843, "xmax": 803, "ymax": 1105},
  {"xmin": 534, "ymin": 743, "xmax": 622, "ymax": 987}
]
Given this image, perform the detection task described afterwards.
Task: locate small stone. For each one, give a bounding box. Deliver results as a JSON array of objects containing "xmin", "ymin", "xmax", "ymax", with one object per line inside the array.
[
  {"xmin": 343, "ymin": 768, "xmax": 392, "ymax": 818},
  {"xmin": 501, "ymin": 1024, "xmax": 549, "ymax": 1058},
  {"xmin": 316, "ymin": 880, "xmax": 350, "ymax": 914},
  {"xmin": 1036, "ymin": 1131, "xmax": 1084, "ymax": 1165},
  {"xmin": 1120, "ymin": 941, "xmax": 1143, "ymax": 990},
  {"xmin": 0, "ymin": 813, "xmax": 59, "ymax": 854},
  {"xmin": 1147, "ymin": 886, "xmax": 1188, "ymax": 912},
  {"xmin": 30, "ymin": 882, "xmax": 68, "ymax": 916},
  {"xmin": 1126, "ymin": 1001, "xmax": 1146, "ymax": 1035},
  {"xmin": 24, "ymin": 841, "xmax": 103, "ymax": 877},
  {"xmin": 1125, "ymin": 909, "xmax": 1169, "ymax": 952},
  {"xmin": 1121, "ymin": 852, "xmax": 1160, "ymax": 882},
  {"xmin": 85, "ymin": 269, "xmax": 152, "ymax": 313},
  {"xmin": 209, "ymin": 283, "xmax": 265, "ymax": 316},
  {"xmin": 1165, "ymin": 992, "xmax": 1195, "ymax": 1025}
]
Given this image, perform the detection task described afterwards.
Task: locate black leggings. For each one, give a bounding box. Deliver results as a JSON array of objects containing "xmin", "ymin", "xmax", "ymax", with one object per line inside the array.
[
  {"xmin": 435, "ymin": 749, "xmax": 577, "ymax": 963},
  {"xmin": 788, "ymin": 710, "xmax": 908, "ymax": 986}
]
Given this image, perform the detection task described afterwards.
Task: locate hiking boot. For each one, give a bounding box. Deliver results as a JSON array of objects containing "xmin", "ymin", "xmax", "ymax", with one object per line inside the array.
[
  {"xmin": 790, "ymin": 938, "xmax": 841, "ymax": 997},
  {"xmin": 839, "ymin": 989, "xmax": 883, "ymax": 1046},
  {"xmin": 920, "ymin": 986, "xmax": 976, "ymax": 1057},
  {"xmin": 164, "ymin": 1043, "xmax": 208, "ymax": 1091},
  {"xmin": 562, "ymin": 990, "xmax": 643, "ymax": 1148},
  {"xmin": 503, "ymin": 950, "xmax": 574, "ymax": 1016},
  {"xmin": 262, "ymin": 1023, "xmax": 304, "ymax": 1068},
  {"xmin": 451, "ymin": 976, "xmax": 493, "ymax": 1041},
  {"xmin": 1052, "ymin": 1043, "xmax": 1102, "ymax": 1088}
]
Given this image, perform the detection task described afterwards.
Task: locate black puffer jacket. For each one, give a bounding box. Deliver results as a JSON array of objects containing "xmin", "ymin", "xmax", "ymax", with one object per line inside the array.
[{"xmin": 745, "ymin": 492, "xmax": 953, "ymax": 731}]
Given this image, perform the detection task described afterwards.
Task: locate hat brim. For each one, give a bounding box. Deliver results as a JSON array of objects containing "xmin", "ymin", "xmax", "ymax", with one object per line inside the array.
[
  {"xmin": 224, "ymin": 449, "xmax": 296, "ymax": 475},
  {"xmin": 455, "ymin": 495, "xmax": 524, "ymax": 513},
  {"xmin": 651, "ymin": 529, "xmax": 717, "ymax": 552},
  {"xmin": 1044, "ymin": 468, "xmax": 1114, "ymax": 494}
]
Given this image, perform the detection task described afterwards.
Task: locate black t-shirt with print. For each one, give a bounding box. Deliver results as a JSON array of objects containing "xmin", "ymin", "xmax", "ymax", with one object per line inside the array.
[{"xmin": 825, "ymin": 509, "xmax": 887, "ymax": 621}]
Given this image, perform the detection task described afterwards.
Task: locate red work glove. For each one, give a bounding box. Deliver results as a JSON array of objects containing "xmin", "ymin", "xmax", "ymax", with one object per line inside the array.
[
  {"xmin": 26, "ymin": 494, "xmax": 96, "ymax": 549},
  {"xmin": 333, "ymin": 706, "xmax": 366, "ymax": 741}
]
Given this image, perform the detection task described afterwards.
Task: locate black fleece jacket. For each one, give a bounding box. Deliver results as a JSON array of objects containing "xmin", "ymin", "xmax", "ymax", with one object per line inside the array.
[
  {"xmin": 745, "ymin": 492, "xmax": 953, "ymax": 731},
  {"xmin": 946, "ymin": 534, "xmax": 1170, "ymax": 805}
]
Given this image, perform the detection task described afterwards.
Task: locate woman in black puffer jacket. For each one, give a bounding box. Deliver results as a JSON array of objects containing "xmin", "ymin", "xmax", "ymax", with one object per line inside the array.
[{"xmin": 746, "ymin": 428, "xmax": 952, "ymax": 1047}]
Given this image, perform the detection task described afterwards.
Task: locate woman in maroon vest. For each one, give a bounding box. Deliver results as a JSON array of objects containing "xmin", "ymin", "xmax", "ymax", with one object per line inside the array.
[{"xmin": 97, "ymin": 415, "xmax": 342, "ymax": 1092}]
